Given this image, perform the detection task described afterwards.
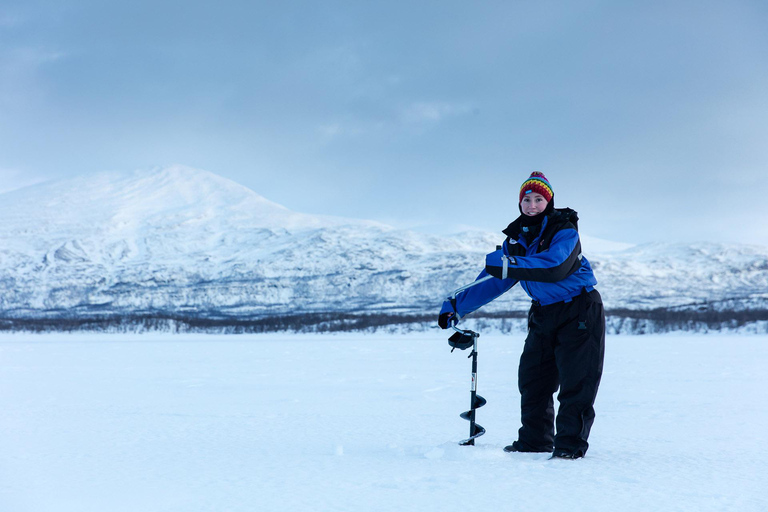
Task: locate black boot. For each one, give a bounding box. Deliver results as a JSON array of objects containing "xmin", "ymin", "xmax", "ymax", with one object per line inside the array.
[
  {"xmin": 550, "ymin": 448, "xmax": 585, "ymax": 460},
  {"xmin": 504, "ymin": 441, "xmax": 552, "ymax": 453}
]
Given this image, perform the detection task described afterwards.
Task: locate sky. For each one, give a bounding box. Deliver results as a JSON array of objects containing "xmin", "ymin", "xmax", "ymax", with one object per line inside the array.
[{"xmin": 1, "ymin": 0, "xmax": 767, "ymax": 245}]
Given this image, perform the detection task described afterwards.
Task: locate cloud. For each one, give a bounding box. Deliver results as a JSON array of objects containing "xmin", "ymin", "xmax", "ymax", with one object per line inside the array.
[
  {"xmin": 0, "ymin": 46, "xmax": 66, "ymax": 109},
  {"xmin": 0, "ymin": 46, "xmax": 66, "ymax": 91},
  {"xmin": 400, "ymin": 101, "xmax": 474, "ymax": 124},
  {"xmin": 315, "ymin": 119, "xmax": 385, "ymax": 142},
  {"xmin": 1, "ymin": 47, "xmax": 66, "ymax": 70},
  {"xmin": 315, "ymin": 100, "xmax": 475, "ymax": 142},
  {"xmin": 0, "ymin": 12, "xmax": 23, "ymax": 28},
  {"xmin": 318, "ymin": 123, "xmax": 343, "ymax": 138}
]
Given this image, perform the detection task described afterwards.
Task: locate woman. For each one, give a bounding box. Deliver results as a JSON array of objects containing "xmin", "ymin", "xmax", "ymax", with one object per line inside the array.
[{"xmin": 438, "ymin": 172, "xmax": 605, "ymax": 459}]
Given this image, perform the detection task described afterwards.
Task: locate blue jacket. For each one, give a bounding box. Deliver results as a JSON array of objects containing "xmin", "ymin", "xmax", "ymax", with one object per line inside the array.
[{"xmin": 441, "ymin": 208, "xmax": 597, "ymax": 321}]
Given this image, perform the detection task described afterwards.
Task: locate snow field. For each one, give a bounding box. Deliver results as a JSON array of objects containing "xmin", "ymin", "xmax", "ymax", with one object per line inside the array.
[{"xmin": 0, "ymin": 332, "xmax": 765, "ymax": 512}]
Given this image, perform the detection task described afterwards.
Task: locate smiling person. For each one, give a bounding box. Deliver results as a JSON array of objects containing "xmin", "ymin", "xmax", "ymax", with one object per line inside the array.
[{"xmin": 438, "ymin": 171, "xmax": 606, "ymax": 460}]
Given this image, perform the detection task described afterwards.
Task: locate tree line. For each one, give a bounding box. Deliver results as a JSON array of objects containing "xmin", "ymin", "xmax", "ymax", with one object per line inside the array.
[{"xmin": 1, "ymin": 307, "xmax": 766, "ymax": 334}]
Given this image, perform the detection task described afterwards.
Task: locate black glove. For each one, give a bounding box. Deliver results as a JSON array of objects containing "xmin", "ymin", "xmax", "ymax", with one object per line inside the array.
[{"xmin": 438, "ymin": 311, "xmax": 456, "ymax": 330}]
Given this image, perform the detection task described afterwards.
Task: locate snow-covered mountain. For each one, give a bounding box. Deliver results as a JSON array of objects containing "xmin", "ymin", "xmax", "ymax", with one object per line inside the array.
[{"xmin": 1, "ymin": 166, "xmax": 767, "ymax": 325}]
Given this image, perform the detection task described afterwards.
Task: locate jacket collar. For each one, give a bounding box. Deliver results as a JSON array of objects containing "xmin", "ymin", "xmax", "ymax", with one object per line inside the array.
[
  {"xmin": 503, "ymin": 214, "xmax": 547, "ymax": 240},
  {"xmin": 502, "ymin": 207, "xmax": 578, "ymax": 240}
]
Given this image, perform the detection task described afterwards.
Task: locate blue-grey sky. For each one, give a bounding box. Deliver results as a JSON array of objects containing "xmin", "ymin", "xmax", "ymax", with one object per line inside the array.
[{"xmin": 2, "ymin": 0, "xmax": 767, "ymax": 245}]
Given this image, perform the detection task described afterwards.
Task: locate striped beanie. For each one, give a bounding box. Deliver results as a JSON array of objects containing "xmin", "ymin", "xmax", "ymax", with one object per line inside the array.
[{"xmin": 519, "ymin": 171, "xmax": 554, "ymax": 203}]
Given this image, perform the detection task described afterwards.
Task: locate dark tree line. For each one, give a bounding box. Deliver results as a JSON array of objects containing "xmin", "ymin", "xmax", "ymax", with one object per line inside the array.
[
  {"xmin": 0, "ymin": 312, "xmax": 437, "ymax": 334},
  {"xmin": 0, "ymin": 307, "xmax": 765, "ymax": 334}
]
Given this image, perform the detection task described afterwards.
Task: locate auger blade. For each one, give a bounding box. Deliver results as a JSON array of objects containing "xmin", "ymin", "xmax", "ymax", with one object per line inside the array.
[
  {"xmin": 459, "ymin": 394, "xmax": 487, "ymax": 421},
  {"xmin": 458, "ymin": 423, "xmax": 486, "ymax": 445}
]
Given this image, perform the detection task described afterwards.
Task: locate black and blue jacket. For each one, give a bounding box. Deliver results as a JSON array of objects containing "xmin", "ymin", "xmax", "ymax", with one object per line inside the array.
[{"xmin": 441, "ymin": 208, "xmax": 597, "ymax": 321}]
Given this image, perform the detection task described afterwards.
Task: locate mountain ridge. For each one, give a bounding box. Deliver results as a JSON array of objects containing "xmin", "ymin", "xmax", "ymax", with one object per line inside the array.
[{"xmin": 2, "ymin": 166, "xmax": 767, "ymax": 331}]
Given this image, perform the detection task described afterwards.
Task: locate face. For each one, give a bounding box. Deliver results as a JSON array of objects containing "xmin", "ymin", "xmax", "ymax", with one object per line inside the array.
[{"xmin": 520, "ymin": 192, "xmax": 549, "ymax": 216}]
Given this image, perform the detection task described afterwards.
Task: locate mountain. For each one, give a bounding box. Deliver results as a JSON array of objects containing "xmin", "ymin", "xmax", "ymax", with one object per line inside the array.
[
  {"xmin": 0, "ymin": 166, "xmax": 497, "ymax": 319},
  {"xmin": 1, "ymin": 166, "xmax": 767, "ymax": 330}
]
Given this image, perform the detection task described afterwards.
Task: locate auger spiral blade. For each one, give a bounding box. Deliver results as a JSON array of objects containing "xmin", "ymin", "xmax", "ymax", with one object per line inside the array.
[
  {"xmin": 459, "ymin": 423, "xmax": 486, "ymax": 446},
  {"xmin": 459, "ymin": 392, "xmax": 486, "ymax": 445},
  {"xmin": 459, "ymin": 394, "xmax": 487, "ymax": 421}
]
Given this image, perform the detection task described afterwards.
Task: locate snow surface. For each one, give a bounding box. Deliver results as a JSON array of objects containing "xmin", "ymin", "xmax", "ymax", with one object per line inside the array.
[{"xmin": 1, "ymin": 332, "xmax": 765, "ymax": 512}]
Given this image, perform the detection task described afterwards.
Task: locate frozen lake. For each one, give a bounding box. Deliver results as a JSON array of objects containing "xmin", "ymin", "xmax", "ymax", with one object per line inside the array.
[{"xmin": 1, "ymin": 331, "xmax": 766, "ymax": 512}]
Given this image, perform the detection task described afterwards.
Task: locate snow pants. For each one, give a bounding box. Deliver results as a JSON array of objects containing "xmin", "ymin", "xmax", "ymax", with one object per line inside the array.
[{"xmin": 516, "ymin": 289, "xmax": 605, "ymax": 456}]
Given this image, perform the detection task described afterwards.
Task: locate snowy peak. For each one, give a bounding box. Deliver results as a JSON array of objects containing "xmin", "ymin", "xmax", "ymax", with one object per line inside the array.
[
  {"xmin": 0, "ymin": 165, "xmax": 311, "ymax": 233},
  {"xmin": 1, "ymin": 166, "xmax": 767, "ymax": 328},
  {"xmin": 1, "ymin": 166, "xmax": 402, "ymax": 270}
]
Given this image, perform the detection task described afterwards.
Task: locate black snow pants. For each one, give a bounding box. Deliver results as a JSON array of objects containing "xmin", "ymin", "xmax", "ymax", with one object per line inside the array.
[{"xmin": 516, "ymin": 288, "xmax": 605, "ymax": 456}]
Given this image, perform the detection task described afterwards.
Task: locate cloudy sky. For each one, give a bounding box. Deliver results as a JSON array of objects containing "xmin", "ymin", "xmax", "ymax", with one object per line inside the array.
[{"xmin": 1, "ymin": 0, "xmax": 767, "ymax": 245}]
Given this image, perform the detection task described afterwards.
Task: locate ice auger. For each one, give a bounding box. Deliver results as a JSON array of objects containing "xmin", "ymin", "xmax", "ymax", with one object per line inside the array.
[
  {"xmin": 449, "ymin": 326, "xmax": 486, "ymax": 445},
  {"xmin": 446, "ymin": 274, "xmax": 494, "ymax": 446}
]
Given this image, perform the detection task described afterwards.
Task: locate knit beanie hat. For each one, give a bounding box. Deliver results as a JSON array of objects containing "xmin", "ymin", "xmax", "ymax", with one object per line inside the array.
[{"xmin": 519, "ymin": 171, "xmax": 554, "ymax": 203}]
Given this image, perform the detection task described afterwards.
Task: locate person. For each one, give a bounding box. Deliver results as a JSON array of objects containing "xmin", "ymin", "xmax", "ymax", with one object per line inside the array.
[{"xmin": 438, "ymin": 171, "xmax": 605, "ymax": 459}]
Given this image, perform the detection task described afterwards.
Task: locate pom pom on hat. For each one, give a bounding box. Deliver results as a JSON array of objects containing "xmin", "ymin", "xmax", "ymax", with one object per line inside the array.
[{"xmin": 519, "ymin": 171, "xmax": 554, "ymax": 203}]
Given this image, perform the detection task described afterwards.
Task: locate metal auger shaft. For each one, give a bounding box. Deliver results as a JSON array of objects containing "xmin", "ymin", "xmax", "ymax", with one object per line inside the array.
[{"xmin": 452, "ymin": 328, "xmax": 487, "ymax": 446}]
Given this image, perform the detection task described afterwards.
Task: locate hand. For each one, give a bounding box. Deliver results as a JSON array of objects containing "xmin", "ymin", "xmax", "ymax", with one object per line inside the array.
[
  {"xmin": 438, "ymin": 311, "xmax": 456, "ymax": 329},
  {"xmin": 438, "ymin": 300, "xmax": 457, "ymax": 329}
]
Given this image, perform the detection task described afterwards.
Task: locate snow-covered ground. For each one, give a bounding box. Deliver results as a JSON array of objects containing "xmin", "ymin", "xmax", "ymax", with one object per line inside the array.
[{"xmin": 0, "ymin": 332, "xmax": 765, "ymax": 512}]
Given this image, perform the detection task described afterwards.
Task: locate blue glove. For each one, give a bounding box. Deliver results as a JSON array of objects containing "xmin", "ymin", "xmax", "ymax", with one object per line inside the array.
[{"xmin": 438, "ymin": 300, "xmax": 458, "ymax": 329}]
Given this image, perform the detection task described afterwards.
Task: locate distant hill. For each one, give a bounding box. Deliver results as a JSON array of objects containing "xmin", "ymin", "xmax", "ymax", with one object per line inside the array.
[{"xmin": 2, "ymin": 166, "xmax": 767, "ymax": 333}]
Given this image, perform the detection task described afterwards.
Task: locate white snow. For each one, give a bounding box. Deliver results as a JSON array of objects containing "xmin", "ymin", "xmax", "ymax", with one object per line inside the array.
[
  {"xmin": 2, "ymin": 166, "xmax": 768, "ymax": 319},
  {"xmin": 0, "ymin": 332, "xmax": 765, "ymax": 512},
  {"xmin": 0, "ymin": 166, "xmax": 502, "ymax": 315}
]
